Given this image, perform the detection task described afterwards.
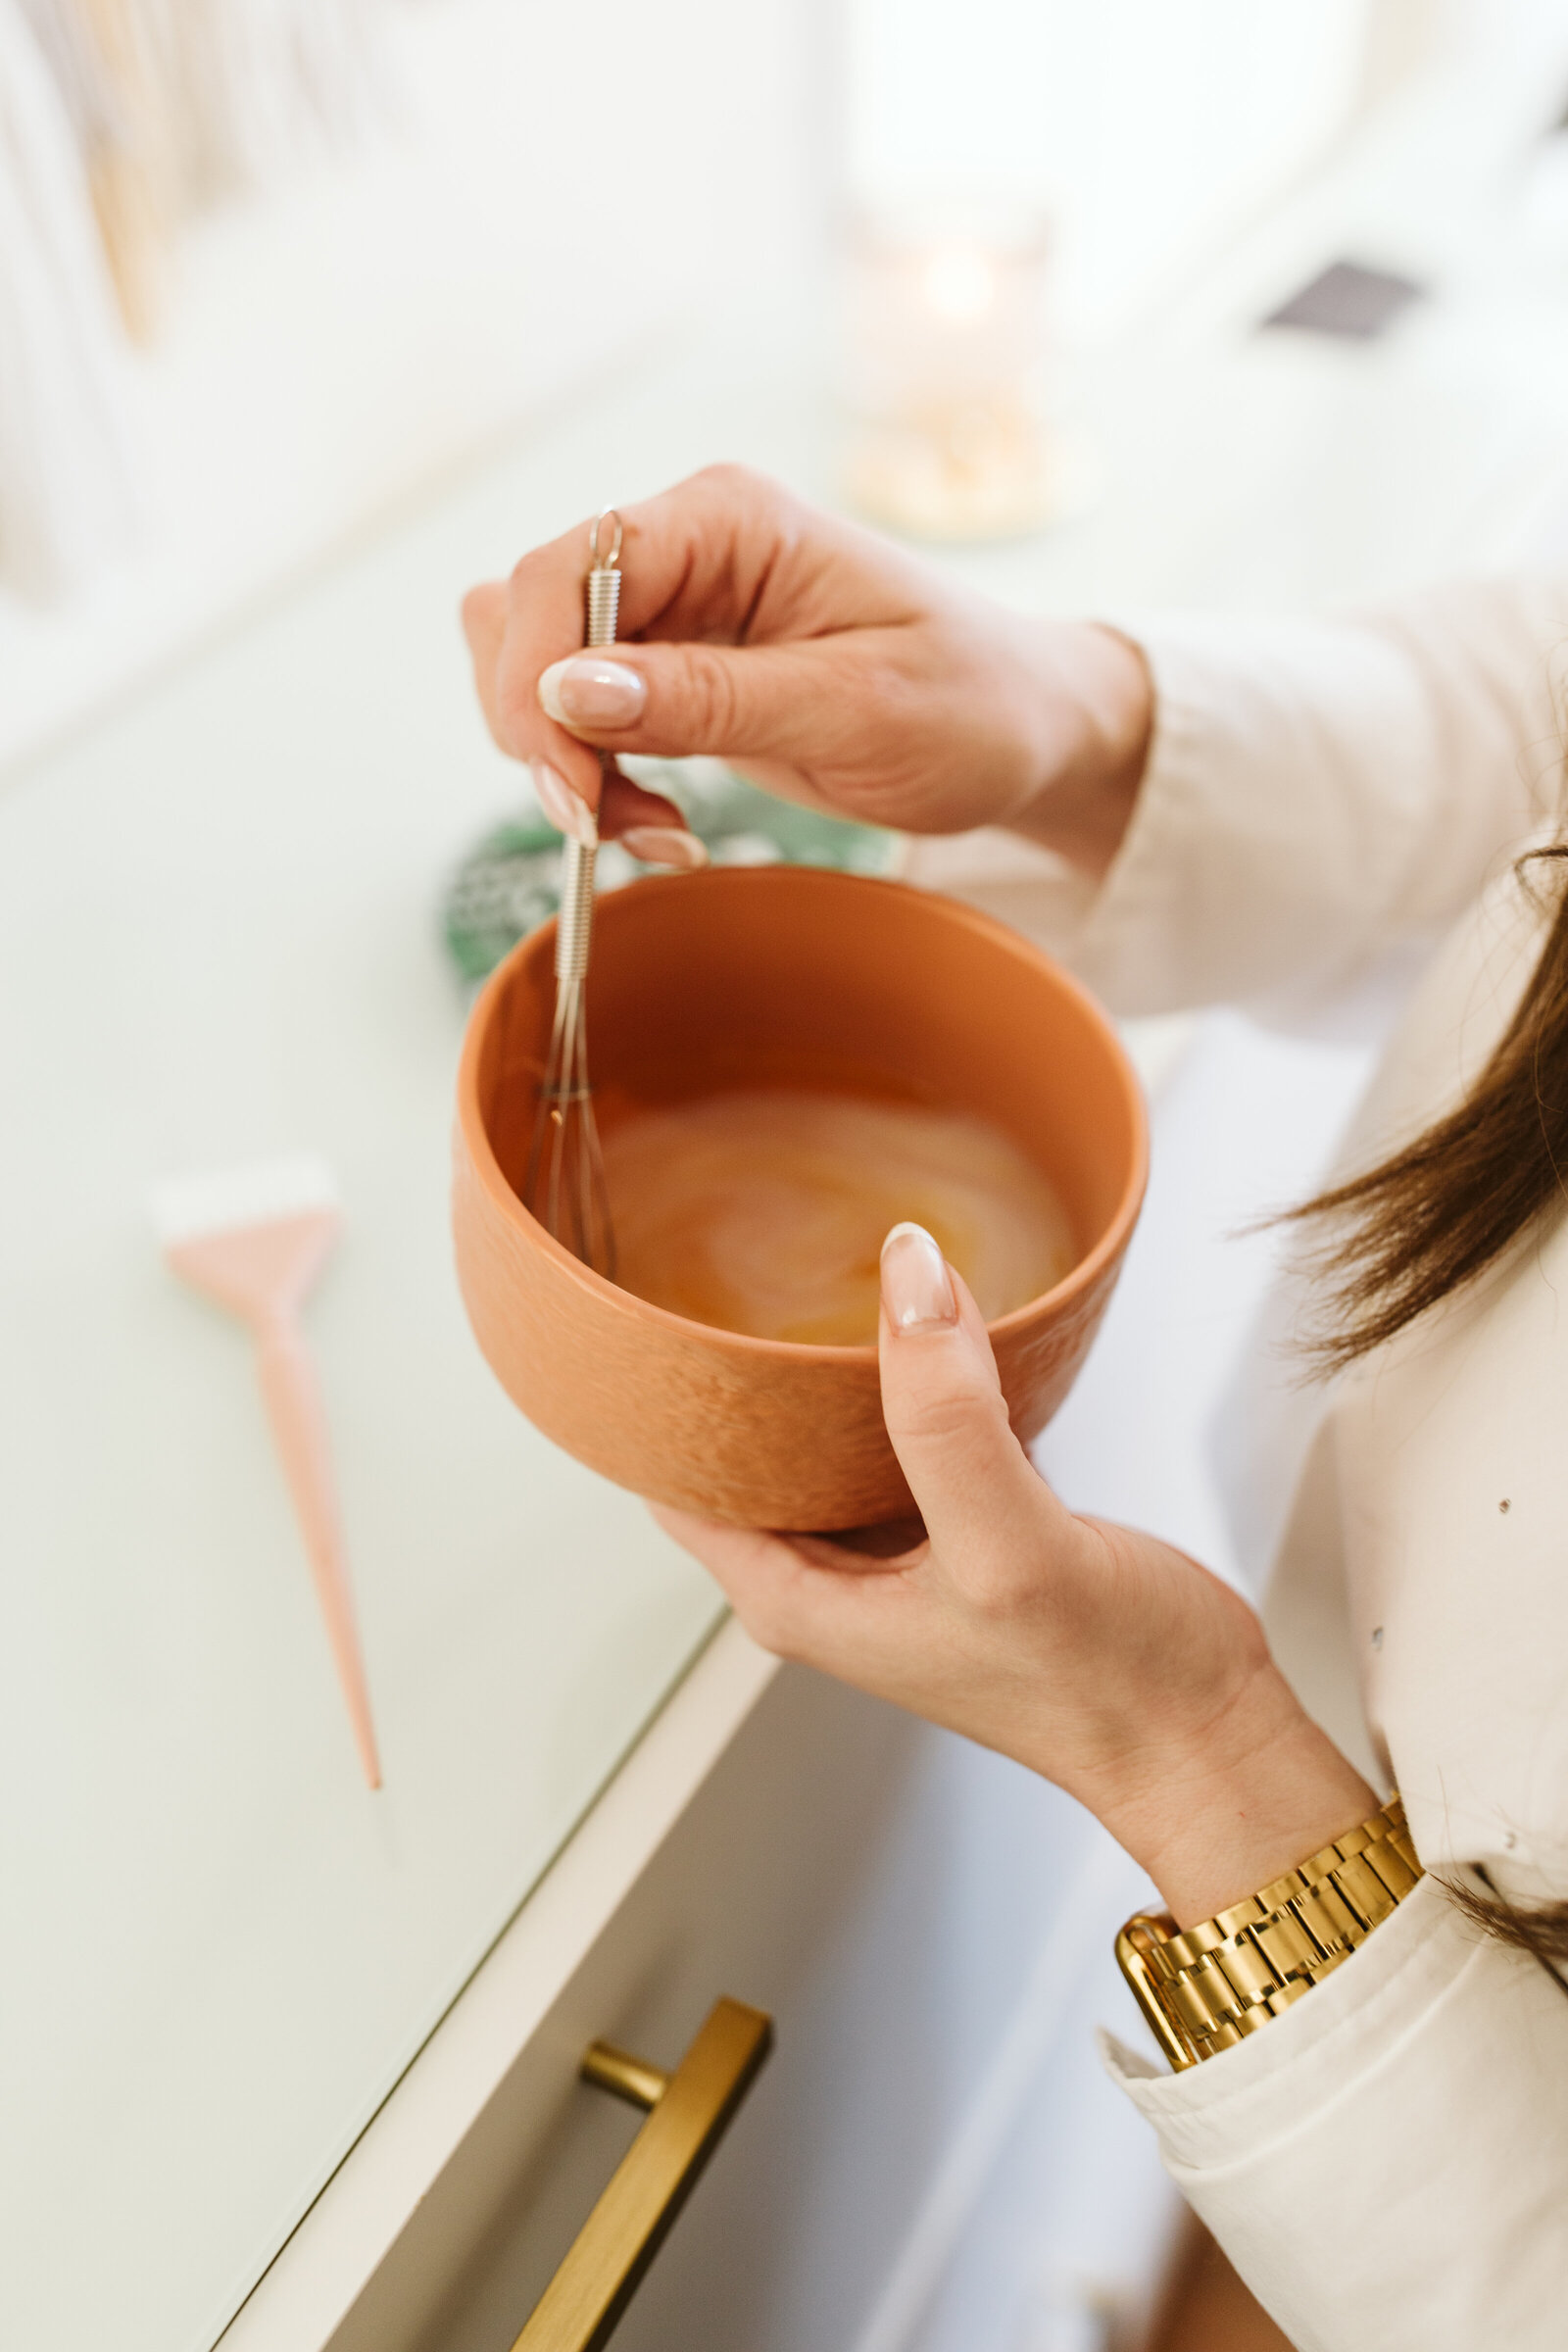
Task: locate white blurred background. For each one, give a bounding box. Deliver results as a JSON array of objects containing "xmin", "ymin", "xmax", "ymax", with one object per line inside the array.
[{"xmin": 9, "ymin": 0, "xmax": 1568, "ymax": 769}]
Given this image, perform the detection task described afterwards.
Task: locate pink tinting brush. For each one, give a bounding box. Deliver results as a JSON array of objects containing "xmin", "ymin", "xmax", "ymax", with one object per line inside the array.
[{"xmin": 155, "ymin": 1155, "xmax": 380, "ymax": 1788}]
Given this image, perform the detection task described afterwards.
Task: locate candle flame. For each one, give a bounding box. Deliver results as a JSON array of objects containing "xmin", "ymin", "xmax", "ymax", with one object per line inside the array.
[{"xmin": 920, "ymin": 239, "xmax": 999, "ymax": 326}]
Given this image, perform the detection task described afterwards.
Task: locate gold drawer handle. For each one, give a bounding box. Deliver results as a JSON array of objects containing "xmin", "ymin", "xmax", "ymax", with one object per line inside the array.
[{"xmin": 510, "ymin": 1996, "xmax": 774, "ymax": 2352}]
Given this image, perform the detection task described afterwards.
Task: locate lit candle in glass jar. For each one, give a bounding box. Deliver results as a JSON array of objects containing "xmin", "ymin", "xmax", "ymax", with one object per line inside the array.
[{"xmin": 842, "ymin": 210, "xmax": 1060, "ymax": 540}]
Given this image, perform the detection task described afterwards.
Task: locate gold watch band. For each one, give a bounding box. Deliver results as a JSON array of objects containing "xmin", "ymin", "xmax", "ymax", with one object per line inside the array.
[{"xmin": 1115, "ymin": 1792, "xmax": 1423, "ymax": 2070}]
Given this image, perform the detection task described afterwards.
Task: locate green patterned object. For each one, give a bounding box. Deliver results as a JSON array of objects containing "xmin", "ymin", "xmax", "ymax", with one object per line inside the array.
[{"xmin": 441, "ymin": 760, "xmax": 897, "ymax": 988}]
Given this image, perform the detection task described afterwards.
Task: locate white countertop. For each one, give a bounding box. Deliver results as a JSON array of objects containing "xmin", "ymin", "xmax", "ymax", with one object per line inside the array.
[{"xmin": 0, "ymin": 447, "xmax": 729, "ymax": 2352}]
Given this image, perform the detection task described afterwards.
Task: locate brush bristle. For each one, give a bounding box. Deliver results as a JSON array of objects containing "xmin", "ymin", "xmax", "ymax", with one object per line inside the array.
[{"xmin": 152, "ymin": 1153, "xmax": 340, "ymax": 1246}]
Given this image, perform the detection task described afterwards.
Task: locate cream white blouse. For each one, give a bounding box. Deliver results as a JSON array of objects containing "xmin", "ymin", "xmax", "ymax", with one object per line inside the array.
[{"xmin": 906, "ymin": 579, "xmax": 1568, "ymax": 2352}]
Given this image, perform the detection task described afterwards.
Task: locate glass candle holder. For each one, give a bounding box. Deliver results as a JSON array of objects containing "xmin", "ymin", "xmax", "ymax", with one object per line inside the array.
[{"xmin": 841, "ymin": 209, "xmax": 1062, "ymax": 541}]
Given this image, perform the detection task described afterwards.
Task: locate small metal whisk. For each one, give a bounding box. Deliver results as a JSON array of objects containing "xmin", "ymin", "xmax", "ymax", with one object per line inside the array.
[{"xmin": 523, "ymin": 509, "xmax": 622, "ymax": 1278}]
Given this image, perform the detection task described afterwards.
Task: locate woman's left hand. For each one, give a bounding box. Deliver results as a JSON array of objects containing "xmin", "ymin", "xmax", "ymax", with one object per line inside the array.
[{"xmin": 657, "ymin": 1224, "xmax": 1374, "ymax": 1928}]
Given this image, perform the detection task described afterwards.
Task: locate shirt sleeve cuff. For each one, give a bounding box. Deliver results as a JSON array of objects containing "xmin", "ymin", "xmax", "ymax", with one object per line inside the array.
[
  {"xmin": 1102, "ymin": 1874, "xmax": 1568, "ymax": 2350},
  {"xmin": 904, "ymin": 610, "xmax": 1475, "ymax": 1020}
]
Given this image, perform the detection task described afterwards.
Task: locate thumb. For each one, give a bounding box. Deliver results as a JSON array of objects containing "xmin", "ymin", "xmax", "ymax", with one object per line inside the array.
[
  {"xmin": 536, "ymin": 638, "xmax": 836, "ymax": 765},
  {"xmin": 876, "ymin": 1224, "xmax": 1050, "ymax": 1561}
]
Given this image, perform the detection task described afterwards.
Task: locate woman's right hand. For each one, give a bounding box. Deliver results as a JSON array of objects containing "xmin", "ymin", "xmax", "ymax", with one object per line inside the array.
[{"xmin": 462, "ymin": 466, "xmax": 1152, "ymax": 874}]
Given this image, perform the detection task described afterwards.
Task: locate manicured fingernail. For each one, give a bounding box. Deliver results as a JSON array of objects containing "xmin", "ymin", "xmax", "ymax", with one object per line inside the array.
[
  {"xmin": 538, "ymin": 657, "xmax": 647, "ymax": 729},
  {"xmin": 530, "ymin": 758, "xmax": 597, "ymax": 846},
  {"xmin": 621, "ymin": 826, "xmax": 710, "ymax": 870},
  {"xmin": 881, "ymin": 1222, "xmax": 956, "ymax": 1332}
]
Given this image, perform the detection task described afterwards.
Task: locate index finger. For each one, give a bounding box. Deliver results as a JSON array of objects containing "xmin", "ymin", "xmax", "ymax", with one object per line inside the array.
[{"xmin": 489, "ymin": 465, "xmax": 809, "ymax": 804}]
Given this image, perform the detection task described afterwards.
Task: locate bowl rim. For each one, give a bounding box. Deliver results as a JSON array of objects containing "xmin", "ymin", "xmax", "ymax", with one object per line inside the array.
[{"xmin": 455, "ymin": 866, "xmax": 1150, "ymax": 1365}]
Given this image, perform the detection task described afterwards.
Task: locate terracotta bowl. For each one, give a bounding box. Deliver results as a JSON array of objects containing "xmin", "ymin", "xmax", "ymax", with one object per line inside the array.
[{"xmin": 453, "ymin": 866, "xmax": 1147, "ymax": 1530}]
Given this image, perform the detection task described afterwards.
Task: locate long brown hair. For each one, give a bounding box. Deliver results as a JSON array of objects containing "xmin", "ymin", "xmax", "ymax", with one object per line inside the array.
[{"xmin": 1286, "ymin": 844, "xmax": 1568, "ymax": 1962}]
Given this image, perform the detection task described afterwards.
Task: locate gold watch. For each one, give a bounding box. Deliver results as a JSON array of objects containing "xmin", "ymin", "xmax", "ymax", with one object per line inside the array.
[{"xmin": 1116, "ymin": 1792, "xmax": 1423, "ymax": 2070}]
